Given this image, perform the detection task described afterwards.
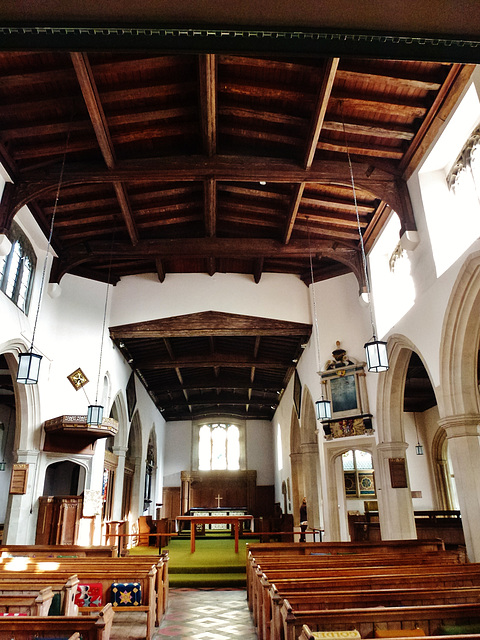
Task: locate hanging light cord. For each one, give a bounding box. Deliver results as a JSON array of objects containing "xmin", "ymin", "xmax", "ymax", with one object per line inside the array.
[
  {"xmin": 308, "ymin": 224, "xmax": 322, "ymax": 373},
  {"xmin": 341, "ymin": 109, "xmax": 377, "ymax": 340},
  {"xmin": 29, "ymin": 132, "xmax": 71, "ymax": 352},
  {"xmin": 94, "ymin": 230, "xmax": 115, "ymax": 405}
]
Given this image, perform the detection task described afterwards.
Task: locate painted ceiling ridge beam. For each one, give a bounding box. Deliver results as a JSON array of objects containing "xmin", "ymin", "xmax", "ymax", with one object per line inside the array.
[{"xmin": 110, "ymin": 310, "xmax": 312, "ymax": 338}]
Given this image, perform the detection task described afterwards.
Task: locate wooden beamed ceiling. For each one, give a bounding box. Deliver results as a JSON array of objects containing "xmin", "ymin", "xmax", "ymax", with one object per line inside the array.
[{"xmin": 0, "ymin": 46, "xmax": 473, "ymax": 420}]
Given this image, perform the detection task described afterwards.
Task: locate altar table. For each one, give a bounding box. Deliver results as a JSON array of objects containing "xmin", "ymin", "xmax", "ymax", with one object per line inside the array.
[{"xmin": 175, "ymin": 515, "xmax": 254, "ymax": 553}]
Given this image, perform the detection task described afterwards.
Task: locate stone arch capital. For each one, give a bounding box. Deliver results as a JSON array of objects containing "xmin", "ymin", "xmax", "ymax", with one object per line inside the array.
[{"xmin": 438, "ymin": 414, "xmax": 480, "ymax": 438}]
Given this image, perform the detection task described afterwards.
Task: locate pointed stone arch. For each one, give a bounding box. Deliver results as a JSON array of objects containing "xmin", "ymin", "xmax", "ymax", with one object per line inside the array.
[
  {"xmin": 439, "ymin": 249, "xmax": 480, "ymax": 417},
  {"xmin": 289, "ymin": 406, "xmax": 302, "ymax": 524},
  {"xmin": 438, "ymin": 250, "xmax": 480, "ymax": 560},
  {"xmin": 299, "ymin": 385, "xmax": 321, "ymax": 529},
  {"xmin": 374, "ymin": 334, "xmax": 434, "ymax": 540}
]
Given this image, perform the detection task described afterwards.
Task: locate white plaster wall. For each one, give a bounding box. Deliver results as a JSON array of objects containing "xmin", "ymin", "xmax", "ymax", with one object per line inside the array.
[
  {"xmin": 110, "ymin": 272, "xmax": 311, "ymax": 326},
  {"xmin": 246, "ymin": 420, "xmax": 274, "ymax": 485},
  {"xmin": 403, "ymin": 411, "xmax": 436, "ymax": 509},
  {"xmin": 163, "ymin": 421, "xmax": 192, "ymax": 486}
]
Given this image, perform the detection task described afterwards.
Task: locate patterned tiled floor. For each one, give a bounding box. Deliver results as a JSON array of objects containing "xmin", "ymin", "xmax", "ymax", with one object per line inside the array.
[{"xmin": 155, "ymin": 588, "xmax": 258, "ymax": 639}]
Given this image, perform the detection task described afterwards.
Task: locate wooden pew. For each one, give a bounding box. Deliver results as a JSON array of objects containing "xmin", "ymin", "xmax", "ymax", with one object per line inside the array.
[
  {"xmin": 0, "ymin": 558, "xmax": 158, "ymax": 639},
  {"xmin": 246, "ymin": 550, "xmax": 462, "ymax": 604},
  {"xmin": 299, "ymin": 625, "xmax": 480, "ymax": 640},
  {"xmin": 0, "ymin": 586, "xmax": 54, "ymax": 616},
  {"xmin": 0, "ymin": 544, "xmax": 117, "ymax": 558},
  {"xmin": 270, "ymin": 586, "xmax": 480, "ymax": 640},
  {"xmin": 0, "ymin": 553, "xmax": 170, "ymax": 624},
  {"xmin": 281, "ymin": 602, "xmax": 480, "ymax": 640},
  {"xmin": 255, "ymin": 564, "xmax": 480, "ymax": 640},
  {"xmin": 246, "ymin": 539, "xmax": 446, "ymax": 558},
  {"xmin": 0, "ymin": 603, "xmax": 114, "ymax": 640},
  {"xmin": 252, "ymin": 562, "xmax": 480, "ymax": 638},
  {"xmin": 0, "ymin": 574, "xmax": 79, "ymax": 616}
]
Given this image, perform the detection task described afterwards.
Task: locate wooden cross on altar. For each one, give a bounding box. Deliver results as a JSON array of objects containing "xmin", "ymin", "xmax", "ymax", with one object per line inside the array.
[{"xmin": 215, "ymin": 494, "xmax": 223, "ymax": 508}]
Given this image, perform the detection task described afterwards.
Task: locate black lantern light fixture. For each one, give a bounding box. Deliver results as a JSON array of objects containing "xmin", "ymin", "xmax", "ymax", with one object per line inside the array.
[
  {"xmin": 17, "ymin": 134, "xmax": 69, "ymax": 384},
  {"xmin": 414, "ymin": 414, "xmax": 424, "ymax": 455},
  {"xmin": 342, "ymin": 114, "xmax": 389, "ymax": 373},
  {"xmin": 309, "ymin": 228, "xmax": 332, "ymax": 421}
]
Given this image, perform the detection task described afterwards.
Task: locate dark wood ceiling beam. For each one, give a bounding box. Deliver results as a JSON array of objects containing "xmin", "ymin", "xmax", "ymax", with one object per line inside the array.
[
  {"xmin": 301, "ymin": 195, "xmax": 373, "ymax": 214},
  {"xmin": 81, "ymin": 237, "xmax": 352, "ymax": 259},
  {"xmin": 335, "ymin": 68, "xmax": 442, "ymax": 91},
  {"xmin": 322, "ymin": 119, "xmax": 415, "ymax": 141},
  {"xmin": 199, "ymin": 54, "xmax": 217, "ymax": 157},
  {"xmin": 283, "ymin": 183, "xmax": 305, "ymax": 244},
  {"xmin": 329, "ymin": 95, "xmax": 427, "ymax": 118},
  {"xmin": 17, "ymin": 156, "xmax": 398, "ymax": 190},
  {"xmin": 136, "ymin": 354, "xmax": 293, "ymax": 368},
  {"xmin": 110, "ymin": 310, "xmax": 312, "ymax": 338},
  {"xmin": 317, "ymin": 140, "xmax": 404, "ymax": 160},
  {"xmin": 70, "ymin": 51, "xmax": 139, "ymax": 246},
  {"xmin": 3, "ymin": 119, "xmax": 92, "ymax": 141},
  {"xmin": 204, "ymin": 177, "xmax": 216, "ymax": 236},
  {"xmin": 219, "ymin": 105, "xmax": 306, "ymax": 128},
  {"xmin": 155, "ymin": 381, "xmax": 281, "ymax": 394},
  {"xmin": 304, "ymin": 57, "xmax": 339, "ymax": 169},
  {"xmin": 70, "ymin": 52, "xmax": 115, "ymax": 166},
  {"xmin": 219, "ymin": 125, "xmax": 301, "ymax": 147},
  {"xmin": 297, "ymin": 212, "xmax": 368, "ymax": 230},
  {"xmin": 108, "ymin": 106, "xmax": 197, "ymax": 127},
  {"xmin": 15, "ymin": 156, "xmax": 405, "ymax": 224},
  {"xmin": 113, "ymin": 182, "xmax": 139, "ymax": 245},
  {"xmin": 155, "ymin": 258, "xmax": 166, "ymax": 282},
  {"xmin": 220, "ymin": 81, "xmax": 313, "ymax": 104},
  {"xmin": 219, "ymin": 184, "xmax": 290, "ymax": 202},
  {"xmin": 401, "ymin": 64, "xmax": 475, "ymax": 180},
  {"xmin": 253, "ymin": 258, "xmax": 264, "ymax": 284},
  {"xmin": 206, "ymin": 257, "xmax": 216, "ymax": 276}
]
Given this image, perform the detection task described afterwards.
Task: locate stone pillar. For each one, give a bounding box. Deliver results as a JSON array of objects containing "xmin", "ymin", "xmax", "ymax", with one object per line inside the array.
[
  {"xmin": 375, "ymin": 441, "xmax": 416, "ymax": 540},
  {"xmin": 112, "ymin": 446, "xmax": 127, "ymax": 521},
  {"xmin": 300, "ymin": 442, "xmax": 321, "ymax": 530},
  {"xmin": 4, "ymin": 450, "xmax": 39, "ymax": 544},
  {"xmin": 439, "ymin": 415, "xmax": 480, "ymax": 561}
]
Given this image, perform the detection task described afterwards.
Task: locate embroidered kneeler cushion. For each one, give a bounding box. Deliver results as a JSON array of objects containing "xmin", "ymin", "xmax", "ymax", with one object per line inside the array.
[
  {"xmin": 110, "ymin": 582, "xmax": 142, "ymax": 607},
  {"xmin": 312, "ymin": 631, "xmax": 361, "ymax": 639},
  {"xmin": 75, "ymin": 583, "xmax": 103, "ymax": 608},
  {"xmin": 0, "ymin": 613, "xmax": 28, "ymax": 616}
]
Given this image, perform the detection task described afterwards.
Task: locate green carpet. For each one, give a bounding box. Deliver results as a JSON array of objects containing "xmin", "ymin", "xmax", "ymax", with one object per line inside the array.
[{"xmin": 129, "ymin": 533, "xmax": 260, "ymax": 587}]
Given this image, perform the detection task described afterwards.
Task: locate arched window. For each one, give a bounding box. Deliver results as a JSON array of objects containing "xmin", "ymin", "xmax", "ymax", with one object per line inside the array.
[
  {"xmin": 198, "ymin": 423, "xmax": 241, "ymax": 470},
  {"xmin": 0, "ymin": 222, "xmax": 36, "ymax": 313}
]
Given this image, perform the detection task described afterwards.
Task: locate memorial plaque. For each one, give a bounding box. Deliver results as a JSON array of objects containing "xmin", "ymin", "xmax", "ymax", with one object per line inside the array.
[{"xmin": 389, "ymin": 457, "xmax": 408, "ymax": 488}]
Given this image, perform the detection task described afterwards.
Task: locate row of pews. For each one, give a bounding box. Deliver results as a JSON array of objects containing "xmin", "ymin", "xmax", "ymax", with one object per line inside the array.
[
  {"xmin": 246, "ymin": 539, "xmax": 480, "ymax": 640},
  {"xmin": 0, "ymin": 543, "xmax": 170, "ymax": 640}
]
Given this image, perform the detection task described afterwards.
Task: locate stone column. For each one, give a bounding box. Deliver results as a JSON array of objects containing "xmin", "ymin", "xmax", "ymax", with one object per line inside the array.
[
  {"xmin": 375, "ymin": 441, "xmax": 416, "ymax": 540},
  {"xmin": 300, "ymin": 442, "xmax": 321, "ymax": 530},
  {"xmin": 112, "ymin": 446, "xmax": 127, "ymax": 521},
  {"xmin": 439, "ymin": 415, "xmax": 480, "ymax": 562},
  {"xmin": 4, "ymin": 450, "xmax": 39, "ymax": 544}
]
